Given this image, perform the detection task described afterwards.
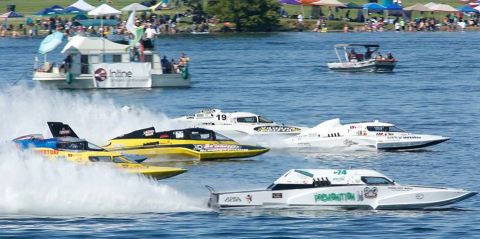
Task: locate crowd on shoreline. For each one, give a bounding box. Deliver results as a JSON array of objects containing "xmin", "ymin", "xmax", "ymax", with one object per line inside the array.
[
  {"xmin": 0, "ymin": 10, "xmax": 210, "ymax": 38},
  {"xmin": 1, "ymin": 10, "xmax": 480, "ymax": 38}
]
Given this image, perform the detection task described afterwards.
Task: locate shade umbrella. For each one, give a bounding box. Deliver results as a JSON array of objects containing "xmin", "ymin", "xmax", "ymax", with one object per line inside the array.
[
  {"xmin": 457, "ymin": 5, "xmax": 479, "ymax": 13},
  {"xmin": 69, "ymin": 0, "xmax": 95, "ymax": 12},
  {"xmin": 404, "ymin": 3, "xmax": 432, "ymax": 12},
  {"xmin": 38, "ymin": 32, "xmax": 64, "ymax": 54},
  {"xmin": 61, "ymin": 6, "xmax": 86, "ymax": 14},
  {"xmin": 312, "ymin": 0, "xmax": 346, "ymax": 7},
  {"xmin": 431, "ymin": 4, "xmax": 458, "ymax": 12},
  {"xmin": 121, "ymin": 3, "xmax": 150, "ymax": 11},
  {"xmin": 278, "ymin": 0, "xmax": 300, "ymax": 4},
  {"xmin": 0, "ymin": 11, "xmax": 24, "ymax": 19},
  {"xmin": 363, "ymin": 3, "xmax": 386, "ymax": 10}
]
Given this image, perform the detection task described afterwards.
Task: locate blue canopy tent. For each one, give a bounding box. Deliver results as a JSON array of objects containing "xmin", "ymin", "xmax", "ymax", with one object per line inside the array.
[
  {"xmin": 34, "ymin": 8, "xmax": 58, "ymax": 17},
  {"xmin": 363, "ymin": 3, "xmax": 386, "ymax": 22},
  {"xmin": 0, "ymin": 11, "xmax": 24, "ymax": 27},
  {"xmin": 49, "ymin": 5, "xmax": 64, "ymax": 12},
  {"xmin": 457, "ymin": 5, "xmax": 479, "ymax": 13},
  {"xmin": 383, "ymin": 3, "xmax": 402, "ymax": 11}
]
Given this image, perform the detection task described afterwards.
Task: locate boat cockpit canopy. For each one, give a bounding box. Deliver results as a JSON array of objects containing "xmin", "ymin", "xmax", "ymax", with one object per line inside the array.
[
  {"xmin": 236, "ymin": 116, "xmax": 273, "ymax": 124},
  {"xmin": 113, "ymin": 127, "xmax": 233, "ymax": 141}
]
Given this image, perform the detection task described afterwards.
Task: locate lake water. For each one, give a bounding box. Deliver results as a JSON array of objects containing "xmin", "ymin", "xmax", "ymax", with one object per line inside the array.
[{"xmin": 0, "ymin": 32, "xmax": 479, "ymax": 238}]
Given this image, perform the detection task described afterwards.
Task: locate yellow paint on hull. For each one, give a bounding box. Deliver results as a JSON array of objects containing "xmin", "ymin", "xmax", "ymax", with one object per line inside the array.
[
  {"xmin": 105, "ymin": 139, "xmax": 269, "ymax": 160},
  {"xmin": 34, "ymin": 148, "xmax": 187, "ymax": 179}
]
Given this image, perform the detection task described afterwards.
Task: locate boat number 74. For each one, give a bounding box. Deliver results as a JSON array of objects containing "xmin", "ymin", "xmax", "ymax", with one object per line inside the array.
[{"xmin": 334, "ymin": 170, "xmax": 347, "ymax": 175}]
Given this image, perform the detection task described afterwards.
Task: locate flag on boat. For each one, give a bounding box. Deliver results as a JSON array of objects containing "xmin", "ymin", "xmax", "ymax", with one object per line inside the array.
[{"xmin": 126, "ymin": 10, "xmax": 144, "ymax": 47}]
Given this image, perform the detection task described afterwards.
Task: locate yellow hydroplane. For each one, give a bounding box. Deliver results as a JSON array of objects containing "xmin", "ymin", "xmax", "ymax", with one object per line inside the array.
[
  {"xmin": 104, "ymin": 127, "xmax": 269, "ymax": 160},
  {"xmin": 13, "ymin": 122, "xmax": 187, "ymax": 180}
]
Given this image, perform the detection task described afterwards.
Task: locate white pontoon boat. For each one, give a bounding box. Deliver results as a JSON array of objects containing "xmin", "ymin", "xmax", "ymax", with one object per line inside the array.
[
  {"xmin": 208, "ymin": 169, "xmax": 476, "ymax": 209},
  {"xmin": 33, "ymin": 36, "xmax": 190, "ymax": 89},
  {"xmin": 284, "ymin": 118, "xmax": 449, "ymax": 150},
  {"xmin": 327, "ymin": 44, "xmax": 397, "ymax": 72}
]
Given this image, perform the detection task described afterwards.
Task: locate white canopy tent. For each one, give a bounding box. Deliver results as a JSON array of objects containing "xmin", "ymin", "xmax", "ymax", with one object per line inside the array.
[
  {"xmin": 424, "ymin": 2, "xmax": 437, "ymax": 9},
  {"xmin": 312, "ymin": 0, "xmax": 346, "ymax": 7},
  {"xmin": 62, "ymin": 36, "xmax": 128, "ymax": 54},
  {"xmin": 404, "ymin": 3, "xmax": 432, "ymax": 12},
  {"xmin": 430, "ymin": 4, "xmax": 458, "ymax": 12},
  {"xmin": 88, "ymin": 4, "xmax": 121, "ymax": 16},
  {"xmin": 475, "ymin": 6, "xmax": 480, "ymax": 11},
  {"xmin": 69, "ymin": 0, "xmax": 95, "ymax": 12},
  {"xmin": 121, "ymin": 3, "xmax": 150, "ymax": 12}
]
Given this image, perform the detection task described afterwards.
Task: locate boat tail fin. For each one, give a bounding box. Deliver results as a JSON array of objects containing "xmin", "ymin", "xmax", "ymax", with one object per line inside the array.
[{"xmin": 47, "ymin": 122, "xmax": 79, "ymax": 138}]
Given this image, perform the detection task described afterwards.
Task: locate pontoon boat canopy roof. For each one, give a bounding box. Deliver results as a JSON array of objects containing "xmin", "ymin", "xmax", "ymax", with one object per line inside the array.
[
  {"xmin": 334, "ymin": 44, "xmax": 380, "ymax": 48},
  {"xmin": 61, "ymin": 36, "xmax": 128, "ymax": 54}
]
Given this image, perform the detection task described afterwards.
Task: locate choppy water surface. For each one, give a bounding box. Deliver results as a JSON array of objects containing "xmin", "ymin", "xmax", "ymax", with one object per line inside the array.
[{"xmin": 0, "ymin": 32, "xmax": 479, "ymax": 238}]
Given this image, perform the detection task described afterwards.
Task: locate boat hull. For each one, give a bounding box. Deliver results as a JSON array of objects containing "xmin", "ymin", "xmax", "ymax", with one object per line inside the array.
[
  {"xmin": 285, "ymin": 135, "xmax": 448, "ymax": 150},
  {"xmin": 33, "ymin": 72, "xmax": 190, "ymax": 89},
  {"xmin": 328, "ymin": 60, "xmax": 396, "ymax": 73},
  {"xmin": 107, "ymin": 144, "xmax": 269, "ymax": 161},
  {"xmin": 209, "ymin": 186, "xmax": 476, "ymax": 210}
]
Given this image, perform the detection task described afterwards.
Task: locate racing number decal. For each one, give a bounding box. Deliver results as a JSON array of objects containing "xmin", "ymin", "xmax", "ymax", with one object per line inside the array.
[{"xmin": 216, "ymin": 114, "xmax": 227, "ymax": 120}]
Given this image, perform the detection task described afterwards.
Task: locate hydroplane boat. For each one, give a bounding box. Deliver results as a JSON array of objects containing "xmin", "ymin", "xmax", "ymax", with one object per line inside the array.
[
  {"xmin": 176, "ymin": 109, "xmax": 305, "ymax": 139},
  {"xmin": 208, "ymin": 169, "xmax": 476, "ymax": 209},
  {"xmin": 13, "ymin": 122, "xmax": 187, "ymax": 179},
  {"xmin": 33, "ymin": 35, "xmax": 190, "ymax": 89},
  {"xmin": 327, "ymin": 44, "xmax": 397, "ymax": 72},
  {"xmin": 284, "ymin": 118, "xmax": 449, "ymax": 150},
  {"xmin": 103, "ymin": 127, "xmax": 269, "ymax": 160}
]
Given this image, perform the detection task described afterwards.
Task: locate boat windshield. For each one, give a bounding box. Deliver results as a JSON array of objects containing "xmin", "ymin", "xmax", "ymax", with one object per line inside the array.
[
  {"xmin": 214, "ymin": 132, "xmax": 232, "ymax": 141},
  {"xmin": 258, "ymin": 116, "xmax": 273, "ymax": 123},
  {"xmin": 366, "ymin": 126, "xmax": 404, "ymax": 132},
  {"xmin": 236, "ymin": 117, "xmax": 258, "ymax": 123},
  {"xmin": 87, "ymin": 142, "xmax": 106, "ymax": 151},
  {"xmin": 189, "ymin": 131, "xmax": 214, "ymax": 140},
  {"xmin": 361, "ymin": 176, "xmax": 394, "ymax": 185}
]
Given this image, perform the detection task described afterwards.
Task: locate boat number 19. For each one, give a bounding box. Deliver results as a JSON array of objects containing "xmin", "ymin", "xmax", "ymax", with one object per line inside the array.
[{"xmin": 217, "ymin": 114, "xmax": 227, "ymax": 120}]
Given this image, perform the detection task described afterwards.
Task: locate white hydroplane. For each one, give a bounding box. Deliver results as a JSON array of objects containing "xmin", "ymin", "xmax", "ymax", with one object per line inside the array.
[
  {"xmin": 176, "ymin": 109, "xmax": 305, "ymax": 139},
  {"xmin": 208, "ymin": 169, "xmax": 476, "ymax": 209},
  {"xmin": 284, "ymin": 118, "xmax": 449, "ymax": 150}
]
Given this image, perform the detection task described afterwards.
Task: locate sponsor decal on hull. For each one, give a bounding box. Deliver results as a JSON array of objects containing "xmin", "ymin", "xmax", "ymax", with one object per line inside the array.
[
  {"xmin": 193, "ymin": 144, "xmax": 248, "ymax": 152},
  {"xmin": 314, "ymin": 192, "xmax": 356, "ymax": 202},
  {"xmin": 254, "ymin": 126, "xmax": 301, "ymax": 133},
  {"xmin": 364, "ymin": 187, "xmax": 378, "ymax": 199}
]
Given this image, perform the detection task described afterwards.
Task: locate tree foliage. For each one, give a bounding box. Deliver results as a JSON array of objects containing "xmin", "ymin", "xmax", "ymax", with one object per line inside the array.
[{"xmin": 207, "ymin": 0, "xmax": 281, "ymax": 32}]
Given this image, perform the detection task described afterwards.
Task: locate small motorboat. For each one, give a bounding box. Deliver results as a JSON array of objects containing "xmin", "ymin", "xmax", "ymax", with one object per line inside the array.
[
  {"xmin": 176, "ymin": 109, "xmax": 305, "ymax": 139},
  {"xmin": 13, "ymin": 122, "xmax": 186, "ymax": 180},
  {"xmin": 327, "ymin": 44, "xmax": 397, "ymax": 72},
  {"xmin": 103, "ymin": 127, "xmax": 269, "ymax": 160},
  {"xmin": 208, "ymin": 169, "xmax": 476, "ymax": 209},
  {"xmin": 284, "ymin": 118, "xmax": 449, "ymax": 150}
]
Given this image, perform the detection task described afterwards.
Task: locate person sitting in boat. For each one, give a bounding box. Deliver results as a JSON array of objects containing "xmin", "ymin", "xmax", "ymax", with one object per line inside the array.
[
  {"xmin": 59, "ymin": 55, "xmax": 72, "ymax": 73},
  {"xmin": 161, "ymin": 56, "xmax": 170, "ymax": 73},
  {"xmin": 348, "ymin": 49, "xmax": 357, "ymax": 61},
  {"xmin": 171, "ymin": 59, "xmax": 179, "ymax": 73},
  {"xmin": 386, "ymin": 52, "xmax": 395, "ymax": 61},
  {"xmin": 179, "ymin": 53, "xmax": 190, "ymax": 66},
  {"xmin": 375, "ymin": 52, "xmax": 384, "ymax": 60},
  {"xmin": 365, "ymin": 48, "xmax": 373, "ymax": 60}
]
